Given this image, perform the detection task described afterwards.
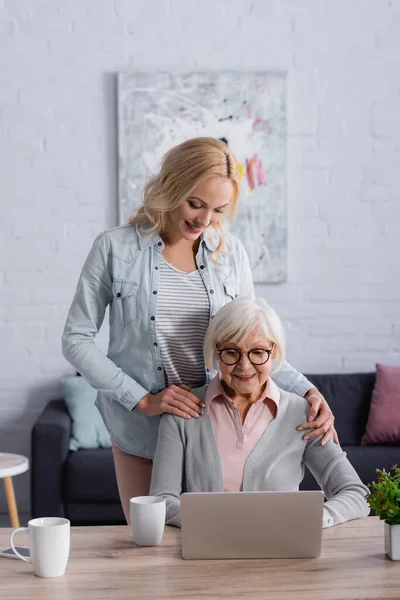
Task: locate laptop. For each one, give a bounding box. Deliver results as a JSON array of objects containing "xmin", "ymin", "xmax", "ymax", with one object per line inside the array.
[{"xmin": 181, "ymin": 490, "xmax": 324, "ymax": 559}]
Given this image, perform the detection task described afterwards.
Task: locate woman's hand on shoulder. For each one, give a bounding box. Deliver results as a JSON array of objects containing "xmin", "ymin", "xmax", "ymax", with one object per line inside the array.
[
  {"xmin": 136, "ymin": 384, "xmax": 205, "ymax": 419},
  {"xmin": 297, "ymin": 388, "xmax": 339, "ymax": 446}
]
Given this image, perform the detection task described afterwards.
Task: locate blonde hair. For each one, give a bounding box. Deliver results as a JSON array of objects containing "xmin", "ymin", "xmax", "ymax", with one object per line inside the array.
[
  {"xmin": 129, "ymin": 137, "xmax": 240, "ymax": 257},
  {"xmin": 204, "ymin": 298, "xmax": 286, "ymax": 372}
]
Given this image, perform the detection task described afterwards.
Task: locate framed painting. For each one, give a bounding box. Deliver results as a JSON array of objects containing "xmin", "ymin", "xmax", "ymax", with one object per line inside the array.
[{"xmin": 118, "ymin": 71, "xmax": 287, "ymax": 282}]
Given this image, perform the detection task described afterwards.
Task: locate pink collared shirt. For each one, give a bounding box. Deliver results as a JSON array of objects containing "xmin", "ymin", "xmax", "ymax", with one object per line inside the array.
[{"xmin": 206, "ymin": 375, "xmax": 280, "ymax": 492}]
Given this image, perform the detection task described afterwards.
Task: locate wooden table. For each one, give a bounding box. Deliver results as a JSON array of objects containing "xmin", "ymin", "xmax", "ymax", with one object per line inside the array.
[
  {"xmin": 1, "ymin": 517, "xmax": 399, "ymax": 599},
  {"xmin": 0, "ymin": 453, "xmax": 29, "ymax": 528}
]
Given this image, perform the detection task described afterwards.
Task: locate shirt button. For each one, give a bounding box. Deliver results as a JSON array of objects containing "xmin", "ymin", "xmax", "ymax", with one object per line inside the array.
[
  {"xmin": 154, "ymin": 342, "xmax": 158, "ymax": 346},
  {"xmin": 157, "ymin": 367, "xmax": 162, "ymax": 371},
  {"xmin": 199, "ymin": 265, "xmax": 205, "ymax": 269},
  {"xmin": 155, "ymin": 266, "xmax": 159, "ymax": 270},
  {"xmin": 210, "ymin": 289, "xmax": 214, "ymax": 294},
  {"xmin": 116, "ymin": 292, "xmax": 121, "ymax": 298},
  {"xmin": 153, "ymin": 290, "xmax": 157, "ymax": 295},
  {"xmin": 158, "ymin": 242, "xmax": 162, "ymax": 247},
  {"xmin": 150, "ymin": 316, "xmax": 155, "ymax": 321}
]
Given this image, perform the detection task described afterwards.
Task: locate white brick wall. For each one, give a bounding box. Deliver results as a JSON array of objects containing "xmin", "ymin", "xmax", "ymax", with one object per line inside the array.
[{"xmin": 1, "ymin": 0, "xmax": 399, "ymax": 519}]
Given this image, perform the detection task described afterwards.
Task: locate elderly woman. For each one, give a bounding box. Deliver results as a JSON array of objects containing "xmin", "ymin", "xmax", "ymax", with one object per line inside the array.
[{"xmin": 150, "ymin": 298, "xmax": 370, "ymax": 529}]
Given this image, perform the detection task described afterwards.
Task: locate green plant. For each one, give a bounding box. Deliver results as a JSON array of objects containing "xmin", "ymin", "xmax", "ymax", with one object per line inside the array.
[{"xmin": 367, "ymin": 466, "xmax": 400, "ymax": 525}]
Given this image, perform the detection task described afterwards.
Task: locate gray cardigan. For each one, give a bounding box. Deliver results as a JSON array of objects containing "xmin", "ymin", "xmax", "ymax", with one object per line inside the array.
[{"xmin": 150, "ymin": 387, "xmax": 370, "ymax": 528}]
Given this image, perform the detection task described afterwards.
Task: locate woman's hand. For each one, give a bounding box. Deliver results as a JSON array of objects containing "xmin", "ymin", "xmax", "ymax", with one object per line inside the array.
[
  {"xmin": 297, "ymin": 388, "xmax": 339, "ymax": 446},
  {"xmin": 136, "ymin": 384, "xmax": 205, "ymax": 419}
]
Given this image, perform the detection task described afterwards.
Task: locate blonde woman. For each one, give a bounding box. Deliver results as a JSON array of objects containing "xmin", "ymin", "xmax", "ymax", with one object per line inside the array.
[
  {"xmin": 63, "ymin": 137, "xmax": 336, "ymax": 524},
  {"xmin": 150, "ymin": 298, "xmax": 369, "ymax": 528}
]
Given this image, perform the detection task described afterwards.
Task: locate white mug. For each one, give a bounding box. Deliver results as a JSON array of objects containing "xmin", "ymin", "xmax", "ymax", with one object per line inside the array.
[
  {"xmin": 10, "ymin": 517, "xmax": 70, "ymax": 578},
  {"xmin": 130, "ymin": 496, "xmax": 166, "ymax": 546}
]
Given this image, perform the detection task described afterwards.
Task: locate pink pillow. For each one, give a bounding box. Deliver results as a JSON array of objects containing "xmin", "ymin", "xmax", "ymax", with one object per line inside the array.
[{"xmin": 362, "ymin": 364, "xmax": 400, "ymax": 445}]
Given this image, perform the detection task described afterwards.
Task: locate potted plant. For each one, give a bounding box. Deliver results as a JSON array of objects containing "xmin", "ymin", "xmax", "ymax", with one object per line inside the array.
[{"xmin": 367, "ymin": 466, "xmax": 400, "ymax": 560}]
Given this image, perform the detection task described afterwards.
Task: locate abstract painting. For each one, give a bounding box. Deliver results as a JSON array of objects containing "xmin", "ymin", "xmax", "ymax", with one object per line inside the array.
[{"xmin": 118, "ymin": 71, "xmax": 287, "ymax": 282}]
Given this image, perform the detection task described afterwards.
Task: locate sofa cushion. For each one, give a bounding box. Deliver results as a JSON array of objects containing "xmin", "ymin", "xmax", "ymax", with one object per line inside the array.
[
  {"xmin": 361, "ymin": 364, "xmax": 400, "ymax": 445},
  {"xmin": 345, "ymin": 445, "xmax": 400, "ymax": 486},
  {"xmin": 304, "ymin": 373, "xmax": 375, "ymax": 445},
  {"xmin": 65, "ymin": 448, "xmax": 120, "ymax": 503},
  {"xmin": 66, "ymin": 502, "xmax": 124, "ymax": 525},
  {"xmin": 61, "ymin": 376, "xmax": 111, "ymax": 451},
  {"xmin": 300, "ymin": 444, "xmax": 400, "ymax": 491}
]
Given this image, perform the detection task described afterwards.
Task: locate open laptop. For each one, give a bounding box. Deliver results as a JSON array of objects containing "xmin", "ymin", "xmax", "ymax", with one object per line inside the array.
[{"xmin": 181, "ymin": 490, "xmax": 324, "ymax": 559}]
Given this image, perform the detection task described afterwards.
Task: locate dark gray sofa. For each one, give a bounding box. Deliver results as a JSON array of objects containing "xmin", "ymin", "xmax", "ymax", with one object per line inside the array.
[{"xmin": 31, "ymin": 372, "xmax": 399, "ymax": 524}]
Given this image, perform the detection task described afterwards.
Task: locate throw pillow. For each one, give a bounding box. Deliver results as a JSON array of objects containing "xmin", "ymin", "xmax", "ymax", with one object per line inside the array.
[
  {"xmin": 60, "ymin": 376, "xmax": 112, "ymax": 451},
  {"xmin": 361, "ymin": 364, "xmax": 400, "ymax": 445}
]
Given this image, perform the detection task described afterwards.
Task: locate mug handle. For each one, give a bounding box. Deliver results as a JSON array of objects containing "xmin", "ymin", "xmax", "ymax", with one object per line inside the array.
[{"xmin": 10, "ymin": 528, "xmax": 31, "ymax": 563}]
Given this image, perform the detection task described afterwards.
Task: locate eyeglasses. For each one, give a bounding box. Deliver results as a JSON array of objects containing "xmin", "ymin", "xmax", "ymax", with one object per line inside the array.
[{"xmin": 217, "ymin": 345, "xmax": 274, "ymax": 366}]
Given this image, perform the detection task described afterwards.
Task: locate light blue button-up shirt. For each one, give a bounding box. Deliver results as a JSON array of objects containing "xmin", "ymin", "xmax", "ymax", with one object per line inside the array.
[{"xmin": 62, "ymin": 223, "xmax": 313, "ymax": 457}]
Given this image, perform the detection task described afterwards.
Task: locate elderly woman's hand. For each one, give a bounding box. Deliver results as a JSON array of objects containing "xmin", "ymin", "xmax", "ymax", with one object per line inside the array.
[{"xmin": 297, "ymin": 388, "xmax": 339, "ymax": 446}]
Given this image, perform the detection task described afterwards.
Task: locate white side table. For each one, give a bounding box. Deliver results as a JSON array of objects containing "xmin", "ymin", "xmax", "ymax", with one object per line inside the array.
[{"xmin": 0, "ymin": 453, "xmax": 29, "ymax": 528}]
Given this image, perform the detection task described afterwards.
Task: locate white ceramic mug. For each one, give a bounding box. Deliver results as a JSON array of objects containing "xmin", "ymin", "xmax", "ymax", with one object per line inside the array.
[
  {"xmin": 130, "ymin": 496, "xmax": 166, "ymax": 546},
  {"xmin": 10, "ymin": 517, "xmax": 70, "ymax": 578}
]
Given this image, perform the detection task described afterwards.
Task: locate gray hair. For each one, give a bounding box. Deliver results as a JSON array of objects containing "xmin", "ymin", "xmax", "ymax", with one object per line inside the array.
[{"xmin": 204, "ymin": 297, "xmax": 286, "ymax": 372}]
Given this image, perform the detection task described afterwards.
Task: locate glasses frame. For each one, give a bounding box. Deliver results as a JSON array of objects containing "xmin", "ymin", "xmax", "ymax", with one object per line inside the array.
[{"xmin": 217, "ymin": 344, "xmax": 274, "ymax": 366}]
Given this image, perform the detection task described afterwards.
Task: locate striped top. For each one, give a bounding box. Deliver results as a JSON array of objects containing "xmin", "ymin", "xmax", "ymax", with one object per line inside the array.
[{"xmin": 156, "ymin": 257, "xmax": 210, "ymax": 389}]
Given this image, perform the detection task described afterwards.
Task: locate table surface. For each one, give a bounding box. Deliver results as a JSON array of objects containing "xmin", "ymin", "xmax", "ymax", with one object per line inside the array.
[
  {"xmin": 0, "ymin": 453, "xmax": 29, "ymax": 478},
  {"xmin": 1, "ymin": 517, "xmax": 399, "ymax": 600}
]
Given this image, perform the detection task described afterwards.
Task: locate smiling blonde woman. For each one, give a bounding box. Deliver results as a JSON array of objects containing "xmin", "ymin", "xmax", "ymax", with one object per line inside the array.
[{"xmin": 62, "ymin": 137, "xmax": 336, "ymax": 525}]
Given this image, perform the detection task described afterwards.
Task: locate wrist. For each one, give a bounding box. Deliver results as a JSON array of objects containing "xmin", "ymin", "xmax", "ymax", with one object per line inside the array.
[{"xmin": 137, "ymin": 392, "xmax": 151, "ymax": 410}]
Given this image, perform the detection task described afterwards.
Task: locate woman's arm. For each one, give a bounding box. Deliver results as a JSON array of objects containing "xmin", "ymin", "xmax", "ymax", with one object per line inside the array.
[
  {"xmin": 150, "ymin": 414, "xmax": 184, "ymax": 527},
  {"xmin": 304, "ymin": 437, "xmax": 370, "ymax": 528},
  {"xmin": 62, "ymin": 232, "xmax": 149, "ymax": 410},
  {"xmin": 270, "ymin": 361, "xmax": 314, "ymax": 397},
  {"xmin": 271, "ymin": 364, "xmax": 336, "ymax": 444}
]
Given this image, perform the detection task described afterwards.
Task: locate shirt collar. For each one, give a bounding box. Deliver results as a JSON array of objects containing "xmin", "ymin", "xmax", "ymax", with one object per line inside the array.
[
  {"xmin": 201, "ymin": 227, "xmax": 219, "ymax": 252},
  {"xmin": 205, "ymin": 373, "xmax": 281, "ymax": 412},
  {"xmin": 136, "ymin": 222, "xmax": 218, "ymax": 252},
  {"xmin": 137, "ymin": 223, "xmax": 164, "ymax": 250}
]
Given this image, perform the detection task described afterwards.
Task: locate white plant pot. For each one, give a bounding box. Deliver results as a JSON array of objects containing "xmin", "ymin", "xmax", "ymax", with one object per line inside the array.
[{"xmin": 385, "ymin": 523, "xmax": 400, "ymax": 560}]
